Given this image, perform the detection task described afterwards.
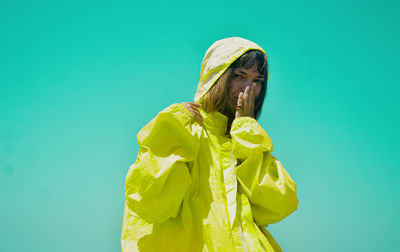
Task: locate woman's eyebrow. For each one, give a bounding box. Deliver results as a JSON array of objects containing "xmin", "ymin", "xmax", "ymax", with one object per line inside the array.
[{"xmin": 237, "ymin": 70, "xmax": 264, "ymax": 78}]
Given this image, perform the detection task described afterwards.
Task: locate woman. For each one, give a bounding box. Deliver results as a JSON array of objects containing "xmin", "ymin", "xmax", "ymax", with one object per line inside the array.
[{"xmin": 121, "ymin": 37, "xmax": 298, "ymax": 252}]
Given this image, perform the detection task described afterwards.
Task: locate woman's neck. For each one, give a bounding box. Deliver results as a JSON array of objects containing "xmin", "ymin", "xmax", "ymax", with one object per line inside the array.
[{"xmin": 225, "ymin": 117, "xmax": 234, "ymax": 136}]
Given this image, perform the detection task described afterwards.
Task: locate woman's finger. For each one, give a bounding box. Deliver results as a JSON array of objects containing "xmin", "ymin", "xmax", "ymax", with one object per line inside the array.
[
  {"xmin": 181, "ymin": 102, "xmax": 190, "ymax": 110},
  {"xmin": 187, "ymin": 102, "xmax": 202, "ymax": 109},
  {"xmin": 193, "ymin": 109, "xmax": 201, "ymax": 115},
  {"xmin": 194, "ymin": 114, "xmax": 202, "ymax": 122},
  {"xmin": 235, "ymin": 91, "xmax": 244, "ymax": 118},
  {"xmin": 179, "ymin": 102, "xmax": 204, "ymax": 126},
  {"xmin": 194, "ymin": 111, "xmax": 203, "ymax": 121},
  {"xmin": 237, "ymin": 91, "xmax": 244, "ymax": 108},
  {"xmin": 192, "ymin": 108, "xmax": 204, "ymax": 123},
  {"xmin": 243, "ymin": 86, "xmax": 250, "ymax": 115},
  {"xmin": 194, "ymin": 114, "xmax": 204, "ymax": 127},
  {"xmin": 249, "ymin": 83, "xmax": 255, "ymax": 117},
  {"xmin": 183, "ymin": 104, "xmax": 197, "ymax": 117}
]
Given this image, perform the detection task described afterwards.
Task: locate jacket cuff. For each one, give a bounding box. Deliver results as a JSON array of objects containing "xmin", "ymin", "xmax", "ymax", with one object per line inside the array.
[{"xmin": 230, "ymin": 117, "xmax": 273, "ymax": 159}]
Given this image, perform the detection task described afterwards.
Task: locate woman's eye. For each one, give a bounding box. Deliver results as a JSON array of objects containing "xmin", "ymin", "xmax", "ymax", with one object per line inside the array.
[
  {"xmin": 255, "ymin": 80, "xmax": 263, "ymax": 84},
  {"xmin": 234, "ymin": 74, "xmax": 243, "ymax": 79}
]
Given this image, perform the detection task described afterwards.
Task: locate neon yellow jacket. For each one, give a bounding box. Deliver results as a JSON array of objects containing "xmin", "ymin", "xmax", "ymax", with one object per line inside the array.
[{"xmin": 121, "ymin": 37, "xmax": 298, "ymax": 252}]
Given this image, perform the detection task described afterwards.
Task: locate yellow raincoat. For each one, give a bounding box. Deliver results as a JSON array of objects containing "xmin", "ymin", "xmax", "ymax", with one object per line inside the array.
[{"xmin": 121, "ymin": 37, "xmax": 298, "ymax": 252}]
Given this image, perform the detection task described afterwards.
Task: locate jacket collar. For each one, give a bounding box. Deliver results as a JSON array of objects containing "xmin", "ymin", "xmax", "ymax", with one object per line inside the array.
[{"xmin": 199, "ymin": 108, "xmax": 229, "ymax": 136}]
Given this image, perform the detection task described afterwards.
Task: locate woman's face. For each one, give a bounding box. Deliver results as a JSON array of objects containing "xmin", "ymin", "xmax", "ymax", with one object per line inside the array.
[{"xmin": 228, "ymin": 62, "xmax": 264, "ymax": 109}]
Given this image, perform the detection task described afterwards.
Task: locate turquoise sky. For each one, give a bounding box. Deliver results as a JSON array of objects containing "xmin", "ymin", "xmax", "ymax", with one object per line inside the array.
[{"xmin": 1, "ymin": 0, "xmax": 399, "ymax": 251}]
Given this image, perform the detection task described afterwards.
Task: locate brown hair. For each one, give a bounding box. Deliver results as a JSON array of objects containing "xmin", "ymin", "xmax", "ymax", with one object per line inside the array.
[{"xmin": 200, "ymin": 49, "xmax": 268, "ymax": 120}]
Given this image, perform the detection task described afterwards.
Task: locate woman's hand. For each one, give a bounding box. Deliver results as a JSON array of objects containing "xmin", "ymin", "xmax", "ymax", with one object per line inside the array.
[
  {"xmin": 235, "ymin": 83, "xmax": 256, "ymax": 119},
  {"xmin": 181, "ymin": 102, "xmax": 204, "ymax": 126}
]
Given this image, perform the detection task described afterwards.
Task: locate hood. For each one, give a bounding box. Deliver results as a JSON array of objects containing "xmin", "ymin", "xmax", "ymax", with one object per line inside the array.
[{"xmin": 194, "ymin": 37, "xmax": 268, "ymax": 103}]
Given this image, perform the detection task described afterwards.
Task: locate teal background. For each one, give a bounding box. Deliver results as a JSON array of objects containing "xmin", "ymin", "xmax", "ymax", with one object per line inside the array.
[{"xmin": 1, "ymin": 0, "xmax": 399, "ymax": 251}]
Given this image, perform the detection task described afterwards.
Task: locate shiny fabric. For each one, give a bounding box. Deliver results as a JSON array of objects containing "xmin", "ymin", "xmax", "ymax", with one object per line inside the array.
[{"xmin": 121, "ymin": 37, "xmax": 298, "ymax": 252}]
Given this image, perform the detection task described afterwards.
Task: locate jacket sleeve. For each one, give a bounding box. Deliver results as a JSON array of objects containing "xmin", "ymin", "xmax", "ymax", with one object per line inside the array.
[
  {"xmin": 230, "ymin": 117, "xmax": 298, "ymax": 226},
  {"xmin": 124, "ymin": 103, "xmax": 199, "ymax": 224}
]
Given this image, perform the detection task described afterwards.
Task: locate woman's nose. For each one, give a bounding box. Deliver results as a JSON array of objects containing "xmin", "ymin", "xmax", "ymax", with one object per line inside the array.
[{"xmin": 241, "ymin": 81, "xmax": 253, "ymax": 92}]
